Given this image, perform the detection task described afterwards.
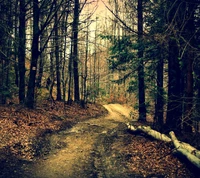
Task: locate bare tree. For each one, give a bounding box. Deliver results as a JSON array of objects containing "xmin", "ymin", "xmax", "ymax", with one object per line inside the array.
[{"xmin": 72, "ymin": 0, "xmax": 80, "ymax": 102}]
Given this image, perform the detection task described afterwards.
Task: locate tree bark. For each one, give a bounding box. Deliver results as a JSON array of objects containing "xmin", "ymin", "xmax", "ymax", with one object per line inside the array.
[
  {"xmin": 182, "ymin": 1, "xmax": 196, "ymax": 132},
  {"xmin": 36, "ymin": 8, "xmax": 47, "ymax": 88},
  {"xmin": 169, "ymin": 131, "xmax": 200, "ymax": 168},
  {"xmin": 18, "ymin": 0, "xmax": 26, "ymax": 103},
  {"xmin": 154, "ymin": 47, "xmax": 164, "ymax": 129},
  {"xmin": 55, "ymin": 1, "xmax": 62, "ymax": 101},
  {"xmin": 166, "ymin": 37, "xmax": 182, "ymax": 131},
  {"xmin": 137, "ymin": 0, "xmax": 146, "ymax": 122},
  {"xmin": 127, "ymin": 123, "xmax": 171, "ymax": 142},
  {"xmin": 72, "ymin": 0, "xmax": 80, "ymax": 102},
  {"xmin": 49, "ymin": 51, "xmax": 55, "ymax": 101},
  {"xmin": 67, "ymin": 47, "xmax": 73, "ymax": 104},
  {"xmin": 26, "ymin": 0, "xmax": 40, "ymax": 108}
]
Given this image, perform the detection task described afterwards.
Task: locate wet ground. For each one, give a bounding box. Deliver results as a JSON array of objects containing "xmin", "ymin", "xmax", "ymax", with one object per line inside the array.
[
  {"xmin": 1, "ymin": 104, "xmax": 139, "ymax": 178},
  {"xmin": 1, "ymin": 104, "xmax": 197, "ymax": 178}
]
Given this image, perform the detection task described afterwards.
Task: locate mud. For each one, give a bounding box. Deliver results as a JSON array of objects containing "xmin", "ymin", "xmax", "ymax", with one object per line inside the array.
[{"xmin": 1, "ymin": 104, "xmax": 141, "ymax": 178}]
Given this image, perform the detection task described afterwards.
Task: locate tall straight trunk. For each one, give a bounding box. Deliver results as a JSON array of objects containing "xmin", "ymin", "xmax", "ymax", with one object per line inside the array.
[
  {"xmin": 14, "ymin": 0, "xmax": 19, "ymax": 87},
  {"xmin": 67, "ymin": 47, "xmax": 73, "ymax": 104},
  {"xmin": 61, "ymin": 2, "xmax": 70, "ymax": 102},
  {"xmin": 36, "ymin": 46, "xmax": 44, "ymax": 88},
  {"xmin": 195, "ymin": 60, "xmax": 200, "ymax": 131},
  {"xmin": 55, "ymin": 2, "xmax": 62, "ymax": 101},
  {"xmin": 83, "ymin": 27, "xmax": 89, "ymax": 105},
  {"xmin": 48, "ymin": 50, "xmax": 55, "ymax": 101},
  {"xmin": 166, "ymin": 38, "xmax": 182, "ymax": 131},
  {"xmin": 26, "ymin": 0, "xmax": 40, "ymax": 108},
  {"xmin": 36, "ymin": 9, "xmax": 46, "ymax": 88},
  {"xmin": 72, "ymin": 0, "xmax": 80, "ymax": 102},
  {"xmin": 93, "ymin": 28, "xmax": 97, "ymax": 103},
  {"xmin": 18, "ymin": 0, "xmax": 26, "ymax": 103},
  {"xmin": 183, "ymin": 51, "xmax": 194, "ymax": 132},
  {"xmin": 154, "ymin": 51, "xmax": 164, "ymax": 129},
  {"xmin": 137, "ymin": 0, "xmax": 146, "ymax": 121},
  {"xmin": 165, "ymin": 1, "xmax": 183, "ymax": 132},
  {"xmin": 62, "ymin": 22, "xmax": 68, "ymax": 102},
  {"xmin": 182, "ymin": 2, "xmax": 196, "ymax": 132}
]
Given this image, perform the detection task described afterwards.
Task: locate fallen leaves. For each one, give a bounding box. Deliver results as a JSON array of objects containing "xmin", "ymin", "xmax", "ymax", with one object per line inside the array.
[
  {"xmin": 0, "ymin": 101, "xmax": 106, "ymax": 161},
  {"xmin": 0, "ymin": 102, "xmax": 198, "ymax": 177},
  {"xmin": 120, "ymin": 134, "xmax": 195, "ymax": 177}
]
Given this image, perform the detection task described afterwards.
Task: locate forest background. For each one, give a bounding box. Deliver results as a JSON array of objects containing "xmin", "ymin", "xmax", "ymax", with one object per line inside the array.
[{"xmin": 0, "ymin": 0, "xmax": 200, "ymax": 135}]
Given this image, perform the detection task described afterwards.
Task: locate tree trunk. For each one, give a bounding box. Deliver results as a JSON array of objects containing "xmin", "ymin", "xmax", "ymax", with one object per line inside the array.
[
  {"xmin": 127, "ymin": 123, "xmax": 171, "ymax": 142},
  {"xmin": 183, "ymin": 50, "xmax": 194, "ymax": 132},
  {"xmin": 182, "ymin": 2, "xmax": 196, "ymax": 132},
  {"xmin": 72, "ymin": 0, "xmax": 80, "ymax": 102},
  {"xmin": 26, "ymin": 0, "xmax": 40, "ymax": 108},
  {"xmin": 14, "ymin": 0, "xmax": 19, "ymax": 87},
  {"xmin": 127, "ymin": 123, "xmax": 200, "ymax": 169},
  {"xmin": 165, "ymin": 1, "xmax": 183, "ymax": 131},
  {"xmin": 169, "ymin": 131, "xmax": 200, "ymax": 169},
  {"xmin": 154, "ymin": 47, "xmax": 164, "ymax": 129},
  {"xmin": 55, "ymin": 1, "xmax": 62, "ymax": 101},
  {"xmin": 36, "ymin": 9, "xmax": 46, "ymax": 88},
  {"xmin": 18, "ymin": 0, "xmax": 26, "ymax": 103},
  {"xmin": 48, "ymin": 50, "xmax": 55, "ymax": 101},
  {"xmin": 137, "ymin": 0, "xmax": 146, "ymax": 121},
  {"xmin": 82, "ymin": 25, "xmax": 89, "ymax": 106},
  {"xmin": 36, "ymin": 47, "xmax": 44, "ymax": 88},
  {"xmin": 166, "ymin": 37, "xmax": 182, "ymax": 131},
  {"xmin": 67, "ymin": 47, "xmax": 73, "ymax": 104},
  {"xmin": 61, "ymin": 9, "xmax": 70, "ymax": 102}
]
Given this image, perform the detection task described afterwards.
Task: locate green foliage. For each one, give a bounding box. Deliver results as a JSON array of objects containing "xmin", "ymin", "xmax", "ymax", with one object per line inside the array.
[
  {"xmin": 100, "ymin": 34, "xmax": 137, "ymax": 71},
  {"xmin": 0, "ymin": 85, "xmax": 10, "ymax": 98},
  {"xmin": 0, "ymin": 80, "xmax": 18, "ymax": 100},
  {"xmin": 127, "ymin": 80, "xmax": 138, "ymax": 94},
  {"xmin": 35, "ymin": 87, "xmax": 49, "ymax": 101},
  {"xmin": 0, "ymin": 60, "xmax": 19, "ymax": 104},
  {"xmin": 98, "ymin": 87, "xmax": 106, "ymax": 97}
]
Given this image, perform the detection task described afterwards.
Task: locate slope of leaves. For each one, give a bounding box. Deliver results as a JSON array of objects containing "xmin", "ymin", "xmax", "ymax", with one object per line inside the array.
[
  {"xmin": 117, "ymin": 131, "xmax": 198, "ymax": 178},
  {"xmin": 0, "ymin": 101, "xmax": 107, "ymax": 161}
]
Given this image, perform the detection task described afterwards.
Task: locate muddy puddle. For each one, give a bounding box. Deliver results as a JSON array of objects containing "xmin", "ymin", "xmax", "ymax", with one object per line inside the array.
[{"xmin": 1, "ymin": 104, "xmax": 141, "ymax": 178}]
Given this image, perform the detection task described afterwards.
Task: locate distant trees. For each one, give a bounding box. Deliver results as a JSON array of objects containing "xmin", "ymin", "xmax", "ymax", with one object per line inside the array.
[
  {"xmin": 0, "ymin": 0, "xmax": 103, "ymax": 108},
  {"xmin": 0, "ymin": 0, "xmax": 16, "ymax": 104},
  {"xmin": 1, "ymin": 0, "xmax": 200, "ymax": 133},
  {"xmin": 103, "ymin": 0, "xmax": 200, "ymax": 133},
  {"xmin": 102, "ymin": 0, "xmax": 147, "ymax": 121}
]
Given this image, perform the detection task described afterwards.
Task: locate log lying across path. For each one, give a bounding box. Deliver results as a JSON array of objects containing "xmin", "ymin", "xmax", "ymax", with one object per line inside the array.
[{"xmin": 127, "ymin": 123, "xmax": 200, "ymax": 169}]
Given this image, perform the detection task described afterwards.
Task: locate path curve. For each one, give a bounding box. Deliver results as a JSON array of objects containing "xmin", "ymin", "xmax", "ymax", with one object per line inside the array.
[{"xmin": 23, "ymin": 104, "xmax": 138, "ymax": 178}]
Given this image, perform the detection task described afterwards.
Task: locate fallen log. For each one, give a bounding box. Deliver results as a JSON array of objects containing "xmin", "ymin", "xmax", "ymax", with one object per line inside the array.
[
  {"xmin": 127, "ymin": 123, "xmax": 200, "ymax": 169},
  {"xmin": 169, "ymin": 132, "xmax": 200, "ymax": 159},
  {"xmin": 127, "ymin": 123, "xmax": 171, "ymax": 142},
  {"xmin": 169, "ymin": 131, "xmax": 200, "ymax": 169}
]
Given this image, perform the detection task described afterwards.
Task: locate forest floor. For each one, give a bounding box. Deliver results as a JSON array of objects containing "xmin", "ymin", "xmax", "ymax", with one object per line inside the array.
[{"xmin": 0, "ymin": 101, "xmax": 199, "ymax": 178}]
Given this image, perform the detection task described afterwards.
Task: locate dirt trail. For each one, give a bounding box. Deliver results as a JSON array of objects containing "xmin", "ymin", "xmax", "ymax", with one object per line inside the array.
[{"xmin": 21, "ymin": 104, "xmax": 138, "ymax": 178}]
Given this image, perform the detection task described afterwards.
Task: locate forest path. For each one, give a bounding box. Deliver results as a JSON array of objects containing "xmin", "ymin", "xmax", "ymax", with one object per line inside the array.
[{"xmin": 22, "ymin": 104, "xmax": 138, "ymax": 178}]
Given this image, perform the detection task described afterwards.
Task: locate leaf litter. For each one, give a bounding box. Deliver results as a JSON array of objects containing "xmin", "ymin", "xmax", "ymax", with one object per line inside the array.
[{"xmin": 0, "ymin": 101, "xmax": 199, "ymax": 177}]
